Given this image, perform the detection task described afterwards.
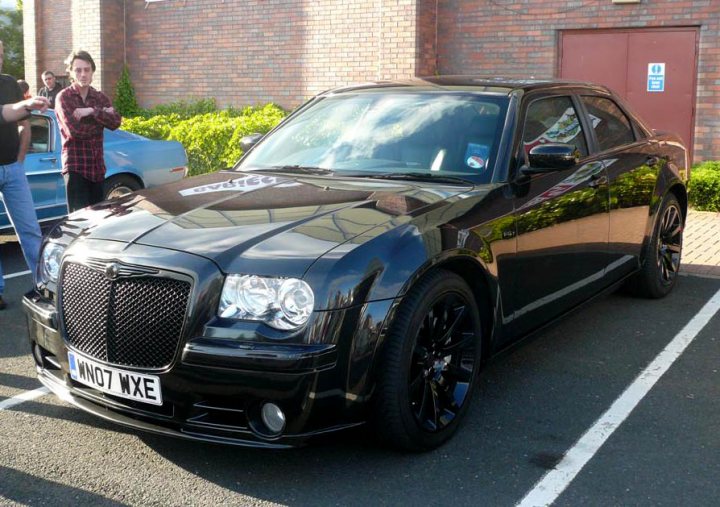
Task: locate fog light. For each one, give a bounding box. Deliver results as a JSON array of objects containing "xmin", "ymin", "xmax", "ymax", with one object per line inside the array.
[{"xmin": 261, "ymin": 402, "xmax": 286, "ymax": 435}]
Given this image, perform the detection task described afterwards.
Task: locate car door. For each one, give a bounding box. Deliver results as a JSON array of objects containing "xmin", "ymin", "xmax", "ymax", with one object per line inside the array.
[
  {"xmin": 0, "ymin": 114, "xmax": 62, "ymax": 228},
  {"xmin": 23, "ymin": 113, "xmax": 67, "ymax": 222},
  {"xmin": 508, "ymin": 93, "xmax": 611, "ymax": 336},
  {"xmin": 579, "ymin": 94, "xmax": 661, "ymax": 280}
]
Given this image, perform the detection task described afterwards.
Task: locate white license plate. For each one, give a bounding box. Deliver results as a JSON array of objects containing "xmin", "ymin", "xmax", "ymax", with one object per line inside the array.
[{"xmin": 67, "ymin": 350, "xmax": 163, "ymax": 406}]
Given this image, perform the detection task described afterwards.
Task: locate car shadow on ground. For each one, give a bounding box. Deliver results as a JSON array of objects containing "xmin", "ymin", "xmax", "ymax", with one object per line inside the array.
[
  {"xmin": 1, "ymin": 465, "xmax": 126, "ymax": 506},
  {"xmin": 0, "ymin": 371, "xmax": 44, "ymax": 392}
]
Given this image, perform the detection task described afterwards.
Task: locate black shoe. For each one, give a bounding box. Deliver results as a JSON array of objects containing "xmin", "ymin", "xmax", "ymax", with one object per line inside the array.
[{"xmin": 0, "ymin": 296, "xmax": 6, "ymax": 310}]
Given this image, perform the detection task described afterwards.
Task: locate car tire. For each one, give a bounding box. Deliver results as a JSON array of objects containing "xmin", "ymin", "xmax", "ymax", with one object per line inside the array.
[
  {"xmin": 373, "ymin": 270, "xmax": 483, "ymax": 451},
  {"xmin": 103, "ymin": 174, "xmax": 142, "ymax": 201},
  {"xmin": 626, "ymin": 193, "xmax": 683, "ymax": 298}
]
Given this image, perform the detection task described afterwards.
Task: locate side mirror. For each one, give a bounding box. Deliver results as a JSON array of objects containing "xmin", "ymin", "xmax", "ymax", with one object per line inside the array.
[
  {"xmin": 240, "ymin": 133, "xmax": 264, "ymax": 152},
  {"xmin": 522, "ymin": 143, "xmax": 579, "ymax": 174}
]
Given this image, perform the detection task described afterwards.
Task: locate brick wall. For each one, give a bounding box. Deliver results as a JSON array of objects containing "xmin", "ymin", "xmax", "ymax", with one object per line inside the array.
[
  {"xmin": 35, "ymin": 0, "xmax": 72, "ymax": 92},
  {"xmin": 126, "ymin": 0, "xmax": 421, "ymax": 109},
  {"xmin": 22, "ymin": 0, "xmax": 38, "ymax": 93},
  {"xmin": 99, "ymin": 0, "xmax": 124, "ymax": 100},
  {"xmin": 415, "ymin": 0, "xmax": 437, "ymax": 77},
  {"xmin": 436, "ymin": 0, "xmax": 720, "ymax": 162}
]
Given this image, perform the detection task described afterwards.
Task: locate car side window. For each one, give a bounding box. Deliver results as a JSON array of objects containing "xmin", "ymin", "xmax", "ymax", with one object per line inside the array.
[
  {"xmin": 581, "ymin": 96, "xmax": 635, "ymax": 151},
  {"xmin": 29, "ymin": 116, "xmax": 51, "ymax": 153},
  {"xmin": 522, "ymin": 96, "xmax": 588, "ymax": 158}
]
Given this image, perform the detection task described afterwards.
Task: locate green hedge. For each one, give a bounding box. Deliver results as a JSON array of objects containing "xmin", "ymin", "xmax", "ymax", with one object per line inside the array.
[
  {"xmin": 121, "ymin": 100, "xmax": 286, "ymax": 176},
  {"xmin": 138, "ymin": 98, "xmax": 218, "ymax": 120},
  {"xmin": 689, "ymin": 161, "xmax": 720, "ymax": 212}
]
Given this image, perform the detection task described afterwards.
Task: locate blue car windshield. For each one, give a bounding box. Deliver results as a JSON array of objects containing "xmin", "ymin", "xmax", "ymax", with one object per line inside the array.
[{"xmin": 236, "ymin": 92, "xmax": 509, "ymax": 183}]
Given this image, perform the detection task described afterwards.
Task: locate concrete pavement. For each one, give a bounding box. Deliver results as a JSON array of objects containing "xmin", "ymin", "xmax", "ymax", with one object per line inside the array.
[{"xmin": 682, "ymin": 209, "xmax": 720, "ymax": 279}]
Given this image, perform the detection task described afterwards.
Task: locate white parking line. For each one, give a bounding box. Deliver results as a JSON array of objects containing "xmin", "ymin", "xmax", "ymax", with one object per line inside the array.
[
  {"xmin": 3, "ymin": 269, "xmax": 31, "ymax": 280},
  {"xmin": 1, "ymin": 268, "xmax": 44, "ymax": 411},
  {"xmin": 517, "ymin": 287, "xmax": 720, "ymax": 507},
  {"xmin": 0, "ymin": 387, "xmax": 50, "ymax": 411}
]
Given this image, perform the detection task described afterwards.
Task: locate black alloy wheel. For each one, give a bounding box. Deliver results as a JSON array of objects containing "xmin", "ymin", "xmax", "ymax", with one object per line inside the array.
[
  {"xmin": 656, "ymin": 199, "xmax": 683, "ymax": 286},
  {"xmin": 626, "ymin": 193, "xmax": 684, "ymax": 298},
  {"xmin": 374, "ymin": 270, "xmax": 482, "ymax": 451}
]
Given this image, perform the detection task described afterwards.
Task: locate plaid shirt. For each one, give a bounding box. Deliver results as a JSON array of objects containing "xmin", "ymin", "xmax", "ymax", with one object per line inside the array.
[{"xmin": 55, "ymin": 85, "xmax": 122, "ymax": 182}]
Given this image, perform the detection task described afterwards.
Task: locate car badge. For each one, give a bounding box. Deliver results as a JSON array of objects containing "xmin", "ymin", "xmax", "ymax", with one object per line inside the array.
[{"xmin": 105, "ymin": 263, "xmax": 120, "ymax": 280}]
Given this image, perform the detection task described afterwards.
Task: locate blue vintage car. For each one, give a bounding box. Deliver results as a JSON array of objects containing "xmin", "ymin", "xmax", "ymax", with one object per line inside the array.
[{"xmin": 0, "ymin": 110, "xmax": 188, "ymax": 230}]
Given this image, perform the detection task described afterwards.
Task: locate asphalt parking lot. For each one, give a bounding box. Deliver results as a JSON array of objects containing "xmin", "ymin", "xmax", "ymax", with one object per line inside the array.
[{"xmin": 1, "ymin": 240, "xmax": 719, "ymax": 507}]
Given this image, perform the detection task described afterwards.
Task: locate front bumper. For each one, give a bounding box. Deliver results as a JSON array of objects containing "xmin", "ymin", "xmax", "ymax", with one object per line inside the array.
[{"xmin": 23, "ymin": 290, "xmax": 368, "ymax": 447}]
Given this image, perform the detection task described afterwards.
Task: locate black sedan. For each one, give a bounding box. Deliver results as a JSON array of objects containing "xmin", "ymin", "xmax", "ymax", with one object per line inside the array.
[{"xmin": 24, "ymin": 78, "xmax": 687, "ymax": 450}]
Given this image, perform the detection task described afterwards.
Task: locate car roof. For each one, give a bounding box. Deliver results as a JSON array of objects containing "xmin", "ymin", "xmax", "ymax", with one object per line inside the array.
[{"xmin": 322, "ymin": 76, "xmax": 611, "ymax": 97}]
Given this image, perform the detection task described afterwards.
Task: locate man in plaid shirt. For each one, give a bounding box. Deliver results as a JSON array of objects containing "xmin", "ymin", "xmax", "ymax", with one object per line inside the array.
[{"xmin": 55, "ymin": 50, "xmax": 122, "ymax": 212}]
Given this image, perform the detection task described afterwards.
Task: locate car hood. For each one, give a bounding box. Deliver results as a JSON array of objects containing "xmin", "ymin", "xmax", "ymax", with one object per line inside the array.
[{"xmin": 64, "ymin": 171, "xmax": 470, "ymax": 275}]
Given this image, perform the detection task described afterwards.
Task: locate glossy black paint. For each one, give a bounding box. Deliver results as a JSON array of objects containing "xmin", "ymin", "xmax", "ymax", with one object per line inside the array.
[{"xmin": 24, "ymin": 78, "xmax": 688, "ymax": 447}]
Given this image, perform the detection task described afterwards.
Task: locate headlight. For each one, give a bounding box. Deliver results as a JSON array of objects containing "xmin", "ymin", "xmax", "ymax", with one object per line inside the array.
[
  {"xmin": 39, "ymin": 242, "xmax": 65, "ymax": 285},
  {"xmin": 219, "ymin": 275, "xmax": 314, "ymax": 330}
]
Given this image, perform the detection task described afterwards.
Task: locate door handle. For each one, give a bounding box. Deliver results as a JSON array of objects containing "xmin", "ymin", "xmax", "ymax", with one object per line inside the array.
[{"xmin": 40, "ymin": 157, "xmax": 57, "ymax": 162}]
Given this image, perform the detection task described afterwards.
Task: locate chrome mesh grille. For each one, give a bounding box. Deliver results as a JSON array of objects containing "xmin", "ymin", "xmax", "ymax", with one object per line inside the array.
[{"xmin": 61, "ymin": 261, "xmax": 191, "ymax": 369}]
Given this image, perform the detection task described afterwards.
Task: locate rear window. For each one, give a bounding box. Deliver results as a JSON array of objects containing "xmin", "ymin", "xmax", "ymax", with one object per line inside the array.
[{"xmin": 581, "ymin": 96, "xmax": 635, "ymax": 151}]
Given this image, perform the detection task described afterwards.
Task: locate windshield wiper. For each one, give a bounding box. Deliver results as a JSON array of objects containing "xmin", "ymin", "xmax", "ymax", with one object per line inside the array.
[
  {"xmin": 252, "ymin": 165, "xmax": 335, "ymax": 175},
  {"xmin": 361, "ymin": 172, "xmax": 474, "ymax": 185}
]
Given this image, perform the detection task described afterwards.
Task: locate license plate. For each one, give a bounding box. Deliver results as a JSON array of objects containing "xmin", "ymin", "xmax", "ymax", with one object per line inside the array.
[{"xmin": 67, "ymin": 350, "xmax": 163, "ymax": 406}]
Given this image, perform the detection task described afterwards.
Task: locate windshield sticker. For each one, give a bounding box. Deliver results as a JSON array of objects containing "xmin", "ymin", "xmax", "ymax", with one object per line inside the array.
[
  {"xmin": 179, "ymin": 175, "xmax": 284, "ymax": 196},
  {"xmin": 464, "ymin": 143, "xmax": 489, "ymax": 171},
  {"xmin": 467, "ymin": 156, "xmax": 485, "ymax": 169}
]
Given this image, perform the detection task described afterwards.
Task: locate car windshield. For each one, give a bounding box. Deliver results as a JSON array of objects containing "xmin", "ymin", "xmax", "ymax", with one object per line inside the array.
[{"xmin": 236, "ymin": 91, "xmax": 509, "ymax": 184}]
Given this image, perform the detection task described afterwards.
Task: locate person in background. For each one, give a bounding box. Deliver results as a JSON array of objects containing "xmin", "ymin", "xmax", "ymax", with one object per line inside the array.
[
  {"xmin": 38, "ymin": 70, "xmax": 64, "ymax": 108},
  {"xmin": 17, "ymin": 79, "xmax": 31, "ymax": 99},
  {"xmin": 55, "ymin": 50, "xmax": 121, "ymax": 213},
  {"xmin": 0, "ymin": 40, "xmax": 48, "ymax": 311}
]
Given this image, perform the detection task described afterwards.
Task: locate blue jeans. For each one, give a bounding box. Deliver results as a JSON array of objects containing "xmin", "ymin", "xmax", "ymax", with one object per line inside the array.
[{"xmin": 0, "ymin": 161, "xmax": 42, "ymax": 295}]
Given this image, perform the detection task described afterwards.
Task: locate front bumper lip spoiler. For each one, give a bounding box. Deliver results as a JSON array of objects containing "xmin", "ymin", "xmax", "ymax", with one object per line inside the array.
[
  {"xmin": 36, "ymin": 367, "xmax": 363, "ymax": 448},
  {"xmin": 36, "ymin": 366, "xmax": 294, "ymax": 448}
]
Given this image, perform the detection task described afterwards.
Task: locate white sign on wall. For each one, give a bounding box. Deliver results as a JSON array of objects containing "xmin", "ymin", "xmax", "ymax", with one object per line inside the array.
[{"xmin": 647, "ymin": 63, "xmax": 666, "ymax": 92}]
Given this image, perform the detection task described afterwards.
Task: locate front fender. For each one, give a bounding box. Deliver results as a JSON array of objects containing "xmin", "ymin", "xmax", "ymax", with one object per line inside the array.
[
  {"xmin": 302, "ymin": 220, "xmax": 429, "ymax": 311},
  {"xmin": 303, "ymin": 218, "xmax": 495, "ymax": 310}
]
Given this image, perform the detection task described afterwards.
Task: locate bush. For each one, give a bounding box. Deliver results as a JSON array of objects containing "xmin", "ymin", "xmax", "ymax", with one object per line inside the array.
[
  {"xmin": 688, "ymin": 161, "xmax": 720, "ymax": 212},
  {"xmin": 121, "ymin": 102, "xmax": 287, "ymax": 176},
  {"xmin": 121, "ymin": 113, "xmax": 181, "ymax": 140},
  {"xmin": 139, "ymin": 98, "xmax": 218, "ymax": 120},
  {"xmin": 167, "ymin": 111, "xmax": 241, "ymax": 175},
  {"xmin": 114, "ymin": 66, "xmax": 140, "ymax": 117}
]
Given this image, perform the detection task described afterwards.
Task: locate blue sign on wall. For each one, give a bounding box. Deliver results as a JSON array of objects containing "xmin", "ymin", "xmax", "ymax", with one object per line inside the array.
[{"xmin": 647, "ymin": 63, "xmax": 665, "ymax": 92}]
